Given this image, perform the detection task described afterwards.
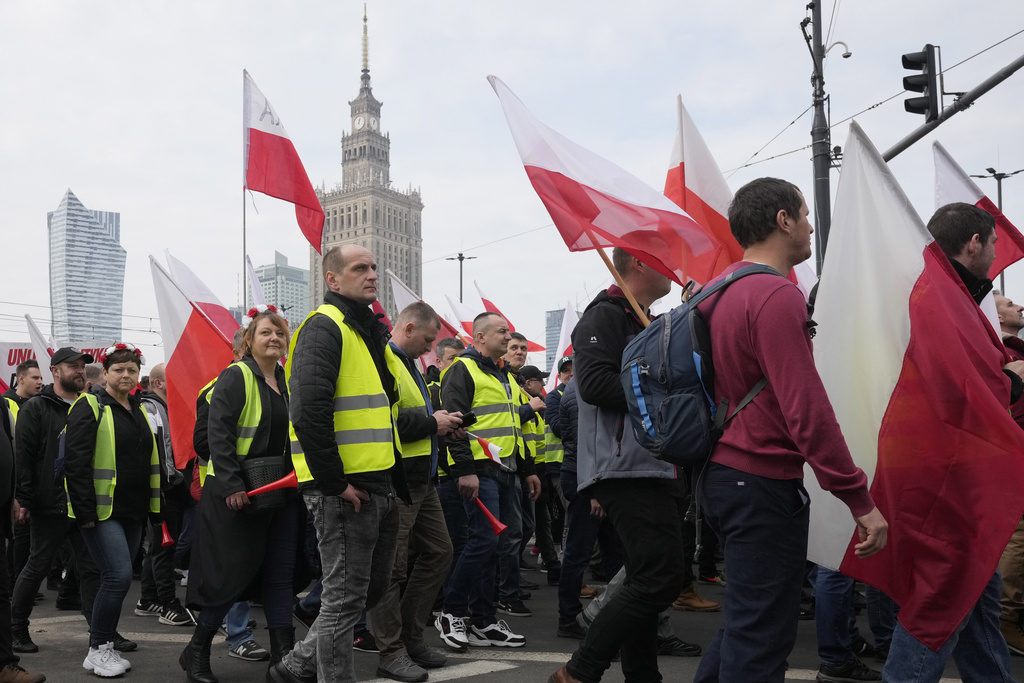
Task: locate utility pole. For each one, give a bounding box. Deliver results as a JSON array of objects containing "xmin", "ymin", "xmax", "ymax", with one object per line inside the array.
[
  {"xmin": 802, "ymin": 2, "xmax": 832, "ymax": 271},
  {"xmin": 445, "ymin": 252, "xmax": 477, "ymax": 302},
  {"xmin": 970, "ymin": 166, "xmax": 1024, "ymax": 293}
]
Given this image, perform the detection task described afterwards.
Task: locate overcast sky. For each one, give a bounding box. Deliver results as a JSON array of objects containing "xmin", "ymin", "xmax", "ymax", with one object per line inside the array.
[{"xmin": 2, "ymin": 1, "xmax": 1022, "ymax": 366}]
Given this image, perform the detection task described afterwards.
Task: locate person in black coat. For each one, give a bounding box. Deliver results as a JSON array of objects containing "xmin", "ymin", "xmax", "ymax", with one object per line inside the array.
[{"xmin": 180, "ymin": 307, "xmax": 304, "ymax": 683}]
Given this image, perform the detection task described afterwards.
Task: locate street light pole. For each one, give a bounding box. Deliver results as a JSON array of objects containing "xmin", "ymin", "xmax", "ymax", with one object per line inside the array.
[
  {"xmin": 970, "ymin": 166, "xmax": 1024, "ymax": 293},
  {"xmin": 445, "ymin": 252, "xmax": 478, "ymax": 302}
]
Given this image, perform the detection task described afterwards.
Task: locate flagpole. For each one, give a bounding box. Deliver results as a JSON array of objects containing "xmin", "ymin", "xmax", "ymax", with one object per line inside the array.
[
  {"xmin": 150, "ymin": 257, "xmax": 234, "ymax": 348},
  {"xmin": 594, "ymin": 247, "xmax": 650, "ymax": 328},
  {"xmin": 242, "ymin": 188, "xmax": 247, "ymax": 309}
]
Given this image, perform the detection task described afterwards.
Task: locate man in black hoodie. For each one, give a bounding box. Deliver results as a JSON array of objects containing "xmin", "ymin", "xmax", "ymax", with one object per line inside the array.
[{"xmin": 12, "ymin": 348, "xmax": 100, "ymax": 654}]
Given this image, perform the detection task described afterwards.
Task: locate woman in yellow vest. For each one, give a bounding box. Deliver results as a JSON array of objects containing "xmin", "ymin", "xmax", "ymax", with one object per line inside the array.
[
  {"xmin": 180, "ymin": 306, "xmax": 304, "ymax": 683},
  {"xmin": 64, "ymin": 343, "xmax": 161, "ymax": 677}
]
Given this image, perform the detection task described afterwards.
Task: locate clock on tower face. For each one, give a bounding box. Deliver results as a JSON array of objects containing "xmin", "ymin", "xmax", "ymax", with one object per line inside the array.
[
  {"xmin": 354, "ymin": 116, "xmax": 365, "ymax": 130},
  {"xmin": 369, "ymin": 116, "xmax": 378, "ymax": 130}
]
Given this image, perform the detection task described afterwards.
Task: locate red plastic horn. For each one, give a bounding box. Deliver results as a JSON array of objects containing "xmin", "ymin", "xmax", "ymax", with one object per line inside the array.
[
  {"xmin": 475, "ymin": 498, "xmax": 508, "ymax": 536},
  {"xmin": 160, "ymin": 522, "xmax": 175, "ymax": 547},
  {"xmin": 246, "ymin": 470, "xmax": 298, "ymax": 497}
]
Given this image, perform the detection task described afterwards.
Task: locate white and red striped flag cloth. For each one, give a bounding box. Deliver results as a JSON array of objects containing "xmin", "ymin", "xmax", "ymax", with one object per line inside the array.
[
  {"xmin": 807, "ymin": 122, "xmax": 1024, "ymax": 651},
  {"xmin": 243, "ymin": 70, "xmax": 325, "ymax": 253},
  {"xmin": 387, "ymin": 269, "xmax": 466, "ymax": 372},
  {"xmin": 489, "ymin": 75, "xmax": 721, "ymax": 286},
  {"xmin": 152, "ymin": 253, "xmax": 240, "ymax": 469},
  {"xmin": 934, "ymin": 140, "xmax": 1024, "ymax": 279},
  {"xmin": 476, "ymin": 436, "xmax": 503, "ymax": 464},
  {"xmin": 24, "ymin": 314, "xmax": 54, "ymax": 384},
  {"xmin": 545, "ymin": 302, "xmax": 578, "ymax": 394},
  {"xmin": 474, "ymin": 282, "xmax": 545, "ymax": 352}
]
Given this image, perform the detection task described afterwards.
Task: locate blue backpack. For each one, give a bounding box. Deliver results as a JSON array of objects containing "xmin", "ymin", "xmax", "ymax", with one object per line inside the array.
[{"xmin": 620, "ymin": 264, "xmax": 779, "ymax": 467}]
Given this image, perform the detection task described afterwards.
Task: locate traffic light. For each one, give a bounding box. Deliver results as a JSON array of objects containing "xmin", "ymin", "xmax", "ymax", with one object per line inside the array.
[{"xmin": 902, "ymin": 44, "xmax": 940, "ymax": 122}]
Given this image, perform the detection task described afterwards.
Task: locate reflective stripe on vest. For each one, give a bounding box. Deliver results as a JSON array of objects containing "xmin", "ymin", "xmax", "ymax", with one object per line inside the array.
[
  {"xmin": 524, "ymin": 413, "xmax": 546, "ymax": 463},
  {"xmin": 196, "ymin": 378, "xmax": 217, "ymax": 487},
  {"xmin": 204, "ymin": 362, "xmax": 263, "ymax": 480},
  {"xmin": 395, "ymin": 358, "xmax": 432, "ymax": 459},
  {"xmin": 441, "ymin": 356, "xmax": 521, "ymax": 466},
  {"xmin": 543, "ymin": 388, "xmax": 564, "ymax": 464},
  {"xmin": 65, "ymin": 393, "xmax": 161, "ymax": 521},
  {"xmin": 285, "ymin": 304, "xmax": 401, "ymax": 482}
]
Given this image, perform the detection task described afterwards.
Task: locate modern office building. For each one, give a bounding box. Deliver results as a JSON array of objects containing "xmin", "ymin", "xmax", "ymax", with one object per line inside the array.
[
  {"xmin": 545, "ymin": 308, "xmax": 581, "ymax": 372},
  {"xmin": 310, "ymin": 8, "xmax": 424, "ymax": 321},
  {"xmin": 47, "ymin": 190, "xmax": 126, "ymax": 343},
  {"xmin": 248, "ymin": 251, "xmax": 311, "ymax": 329}
]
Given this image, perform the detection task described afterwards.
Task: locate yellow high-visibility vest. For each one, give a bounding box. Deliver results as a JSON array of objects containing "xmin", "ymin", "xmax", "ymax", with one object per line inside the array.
[{"xmin": 441, "ymin": 356, "xmax": 522, "ymax": 466}]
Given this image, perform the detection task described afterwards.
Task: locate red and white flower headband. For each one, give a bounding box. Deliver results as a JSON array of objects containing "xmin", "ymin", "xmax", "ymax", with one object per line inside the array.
[
  {"xmin": 99, "ymin": 342, "xmax": 145, "ymax": 365},
  {"xmin": 241, "ymin": 304, "xmax": 279, "ymax": 330}
]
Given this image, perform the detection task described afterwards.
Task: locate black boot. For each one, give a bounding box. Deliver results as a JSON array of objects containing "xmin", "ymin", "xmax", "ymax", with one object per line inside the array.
[
  {"xmin": 268, "ymin": 627, "xmax": 295, "ymax": 664},
  {"xmin": 179, "ymin": 624, "xmax": 219, "ymax": 683}
]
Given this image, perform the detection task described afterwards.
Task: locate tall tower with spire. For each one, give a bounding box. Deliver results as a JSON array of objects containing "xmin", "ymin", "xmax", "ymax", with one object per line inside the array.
[{"xmin": 311, "ymin": 6, "xmax": 424, "ymax": 320}]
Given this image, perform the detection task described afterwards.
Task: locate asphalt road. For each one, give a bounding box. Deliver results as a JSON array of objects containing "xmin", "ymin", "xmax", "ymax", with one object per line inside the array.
[{"xmin": 17, "ymin": 566, "xmax": 1024, "ymax": 683}]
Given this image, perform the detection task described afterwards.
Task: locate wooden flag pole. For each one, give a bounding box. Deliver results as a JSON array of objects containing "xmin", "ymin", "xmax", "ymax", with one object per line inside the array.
[{"xmin": 595, "ymin": 247, "xmax": 650, "ymax": 328}]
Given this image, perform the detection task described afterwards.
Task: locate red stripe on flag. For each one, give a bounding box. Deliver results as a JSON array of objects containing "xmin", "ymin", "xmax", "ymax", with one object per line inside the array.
[
  {"xmin": 526, "ymin": 165, "xmax": 723, "ymax": 285},
  {"xmin": 664, "ymin": 164, "xmax": 745, "ymax": 279},
  {"xmin": 246, "ymin": 129, "xmax": 325, "ymax": 253},
  {"xmin": 838, "ymin": 241, "xmax": 1024, "ymax": 651},
  {"xmin": 165, "ymin": 309, "xmax": 235, "ymax": 470},
  {"xmin": 976, "ymin": 195, "xmax": 1024, "ymax": 278}
]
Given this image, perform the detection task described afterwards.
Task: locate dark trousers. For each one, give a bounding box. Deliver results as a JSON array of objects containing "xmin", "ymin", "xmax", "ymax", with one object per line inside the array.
[
  {"xmin": 558, "ymin": 470, "xmax": 621, "ymax": 621},
  {"xmin": 436, "ymin": 477, "xmax": 467, "ymax": 601},
  {"xmin": 444, "ymin": 475, "xmax": 500, "ymax": 625},
  {"xmin": 140, "ymin": 483, "xmax": 189, "ymax": 606},
  {"xmin": 0, "ymin": 532, "xmax": 19, "ymax": 667},
  {"xmin": 8, "ymin": 523, "xmax": 29, "ymax": 582},
  {"xmin": 566, "ymin": 478, "xmax": 687, "ymax": 683},
  {"xmin": 694, "ymin": 462, "xmax": 810, "ymax": 683},
  {"xmin": 12, "ymin": 513, "xmax": 99, "ymax": 629},
  {"xmin": 533, "ymin": 464, "xmax": 560, "ymax": 567}
]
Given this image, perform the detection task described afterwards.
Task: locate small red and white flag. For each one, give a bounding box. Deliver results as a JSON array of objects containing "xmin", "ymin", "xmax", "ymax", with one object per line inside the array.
[
  {"xmin": 25, "ymin": 314, "xmax": 54, "ymax": 384},
  {"xmin": 474, "ymin": 282, "xmax": 545, "ymax": 352},
  {"xmin": 490, "ymin": 75, "xmax": 722, "ymax": 286},
  {"xmin": 476, "ymin": 435, "xmax": 503, "ymax": 463},
  {"xmin": 152, "ymin": 253, "xmax": 241, "ymax": 469},
  {"xmin": 934, "ymin": 140, "xmax": 1024, "ymax": 279},
  {"xmin": 243, "ymin": 70, "xmax": 326, "ymax": 253},
  {"xmin": 808, "ymin": 122, "xmax": 1024, "ymax": 651},
  {"xmin": 545, "ymin": 302, "xmax": 578, "ymax": 393}
]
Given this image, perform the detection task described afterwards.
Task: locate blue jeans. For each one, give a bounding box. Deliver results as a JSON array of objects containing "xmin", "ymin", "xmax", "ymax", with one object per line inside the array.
[
  {"xmin": 445, "ymin": 475, "xmax": 500, "ymax": 626},
  {"xmin": 437, "ymin": 478, "xmax": 468, "ymax": 599},
  {"xmin": 496, "ymin": 470, "xmax": 523, "ymax": 601},
  {"xmin": 866, "ymin": 586, "xmax": 897, "ymax": 651},
  {"xmin": 815, "ymin": 566, "xmax": 858, "ymax": 668},
  {"xmin": 281, "ymin": 488, "xmax": 398, "ymax": 683},
  {"xmin": 558, "ymin": 470, "xmax": 621, "ymax": 620},
  {"xmin": 300, "ymin": 578, "xmax": 323, "ymax": 612},
  {"xmin": 80, "ymin": 517, "xmax": 145, "ymax": 648},
  {"xmin": 883, "ymin": 572, "xmax": 1013, "ymax": 683},
  {"xmin": 693, "ymin": 463, "xmax": 810, "ymax": 683},
  {"xmin": 225, "ymin": 602, "xmax": 254, "ymax": 648}
]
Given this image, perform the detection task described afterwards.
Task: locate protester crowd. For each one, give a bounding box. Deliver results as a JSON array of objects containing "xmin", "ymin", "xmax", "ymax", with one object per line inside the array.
[{"xmin": 1, "ymin": 179, "xmax": 1022, "ymax": 683}]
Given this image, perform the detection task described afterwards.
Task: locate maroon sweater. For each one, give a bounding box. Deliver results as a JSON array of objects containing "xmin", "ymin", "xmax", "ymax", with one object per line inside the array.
[{"xmin": 699, "ymin": 262, "xmax": 874, "ymax": 517}]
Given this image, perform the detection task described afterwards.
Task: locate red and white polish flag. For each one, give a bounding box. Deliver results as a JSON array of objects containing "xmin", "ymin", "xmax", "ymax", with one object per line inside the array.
[
  {"xmin": 474, "ymin": 282, "xmax": 545, "ymax": 352},
  {"xmin": 152, "ymin": 253, "xmax": 240, "ymax": 469},
  {"xmin": 934, "ymin": 141, "xmax": 1024, "ymax": 279},
  {"xmin": 387, "ymin": 269, "xmax": 466, "ymax": 372},
  {"xmin": 24, "ymin": 314, "xmax": 54, "ymax": 384},
  {"xmin": 446, "ymin": 295, "xmax": 479, "ymax": 338},
  {"xmin": 243, "ymin": 70, "xmax": 326, "ymax": 253},
  {"xmin": 476, "ymin": 436, "xmax": 503, "ymax": 464},
  {"xmin": 808, "ymin": 122, "xmax": 1024, "ymax": 651},
  {"xmin": 545, "ymin": 302, "xmax": 578, "ymax": 394},
  {"xmin": 489, "ymin": 75, "xmax": 720, "ymax": 286}
]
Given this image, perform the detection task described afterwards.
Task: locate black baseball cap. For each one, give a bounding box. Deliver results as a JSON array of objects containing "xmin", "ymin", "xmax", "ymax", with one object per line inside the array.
[
  {"xmin": 557, "ymin": 355, "xmax": 573, "ymax": 371},
  {"xmin": 519, "ymin": 365, "xmax": 549, "ymax": 382},
  {"xmin": 50, "ymin": 347, "xmax": 94, "ymax": 366}
]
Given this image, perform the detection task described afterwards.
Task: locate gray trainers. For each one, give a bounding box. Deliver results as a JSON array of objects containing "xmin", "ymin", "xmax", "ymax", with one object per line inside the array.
[
  {"xmin": 406, "ymin": 639, "xmax": 447, "ymax": 668},
  {"xmin": 229, "ymin": 638, "xmax": 270, "ymax": 661},
  {"xmin": 376, "ymin": 655, "xmax": 428, "ymax": 683}
]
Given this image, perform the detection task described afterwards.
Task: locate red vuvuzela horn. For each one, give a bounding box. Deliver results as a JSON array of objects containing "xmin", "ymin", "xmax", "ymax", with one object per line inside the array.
[
  {"xmin": 475, "ymin": 498, "xmax": 507, "ymax": 536},
  {"xmin": 160, "ymin": 522, "xmax": 175, "ymax": 547},
  {"xmin": 247, "ymin": 470, "xmax": 298, "ymax": 497}
]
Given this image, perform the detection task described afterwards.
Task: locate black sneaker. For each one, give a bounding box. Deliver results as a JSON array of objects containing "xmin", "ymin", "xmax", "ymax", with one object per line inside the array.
[
  {"xmin": 556, "ymin": 619, "xmax": 587, "ymax": 640},
  {"xmin": 517, "ymin": 590, "xmax": 533, "ymax": 601},
  {"xmin": 294, "ymin": 600, "xmax": 318, "ymax": 628},
  {"xmin": 113, "ymin": 632, "xmax": 138, "ymax": 652},
  {"xmin": 353, "ymin": 626, "xmax": 379, "ymax": 653},
  {"xmin": 657, "ymin": 636, "xmax": 702, "ymax": 657},
  {"xmin": 134, "ymin": 600, "xmax": 162, "ymax": 617},
  {"xmin": 496, "ymin": 598, "xmax": 532, "ymax": 617},
  {"xmin": 159, "ymin": 600, "xmax": 195, "ymax": 626},
  {"xmin": 11, "ymin": 629, "xmax": 37, "ymax": 654},
  {"xmin": 520, "ymin": 578, "xmax": 539, "ymax": 590},
  {"xmin": 851, "ymin": 634, "xmax": 876, "ymax": 658},
  {"xmin": 816, "ymin": 658, "xmax": 882, "ymax": 683},
  {"xmin": 519, "ymin": 559, "xmax": 536, "ymax": 571}
]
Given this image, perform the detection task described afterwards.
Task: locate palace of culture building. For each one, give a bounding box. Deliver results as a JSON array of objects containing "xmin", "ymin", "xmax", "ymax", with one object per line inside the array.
[{"xmin": 310, "ymin": 9, "xmax": 423, "ymax": 320}]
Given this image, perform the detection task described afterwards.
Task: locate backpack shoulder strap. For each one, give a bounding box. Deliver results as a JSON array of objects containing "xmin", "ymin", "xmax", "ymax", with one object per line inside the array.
[{"xmin": 687, "ymin": 264, "xmax": 783, "ymax": 308}]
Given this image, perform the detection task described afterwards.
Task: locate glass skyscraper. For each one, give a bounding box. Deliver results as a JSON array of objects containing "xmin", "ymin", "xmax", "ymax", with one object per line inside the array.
[{"xmin": 47, "ymin": 190, "xmax": 126, "ymax": 343}]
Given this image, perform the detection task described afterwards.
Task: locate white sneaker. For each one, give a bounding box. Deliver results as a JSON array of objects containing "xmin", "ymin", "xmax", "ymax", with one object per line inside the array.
[
  {"xmin": 434, "ymin": 612, "xmax": 469, "ymax": 650},
  {"xmin": 109, "ymin": 647, "xmax": 131, "ymax": 671},
  {"xmin": 83, "ymin": 643, "xmax": 127, "ymax": 677}
]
